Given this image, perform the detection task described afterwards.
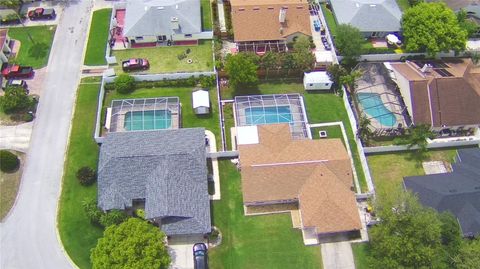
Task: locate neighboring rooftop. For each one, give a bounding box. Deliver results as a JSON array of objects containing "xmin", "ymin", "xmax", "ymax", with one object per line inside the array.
[
  {"xmin": 123, "ymin": 0, "xmax": 201, "ymax": 37},
  {"xmin": 97, "ymin": 128, "xmax": 211, "ymax": 235},
  {"xmin": 0, "ymin": 28, "xmax": 8, "ymax": 46},
  {"xmin": 389, "ymin": 58, "xmax": 480, "ymax": 127},
  {"xmin": 229, "ymin": 0, "xmax": 311, "ymax": 42},
  {"xmin": 239, "ymin": 124, "xmax": 361, "ymax": 235},
  {"xmin": 329, "ymin": 0, "xmax": 402, "ymax": 33},
  {"xmin": 404, "ymin": 148, "xmax": 480, "ymax": 237}
]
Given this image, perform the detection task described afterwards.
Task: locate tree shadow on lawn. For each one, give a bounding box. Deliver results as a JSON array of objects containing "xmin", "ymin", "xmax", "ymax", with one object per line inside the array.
[
  {"xmin": 28, "ymin": 42, "xmax": 49, "ymax": 60},
  {"xmin": 233, "ymin": 85, "xmax": 261, "ymax": 97}
]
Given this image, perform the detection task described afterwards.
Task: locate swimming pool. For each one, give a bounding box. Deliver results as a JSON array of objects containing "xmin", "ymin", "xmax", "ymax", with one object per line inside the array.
[
  {"xmin": 357, "ymin": 93, "xmax": 397, "ymax": 127},
  {"xmin": 245, "ymin": 106, "xmax": 293, "ymax": 125},
  {"xmin": 124, "ymin": 110, "xmax": 172, "ymax": 131}
]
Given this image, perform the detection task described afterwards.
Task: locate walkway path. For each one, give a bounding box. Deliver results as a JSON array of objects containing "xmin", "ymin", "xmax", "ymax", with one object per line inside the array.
[
  {"xmin": 206, "ymin": 130, "xmax": 221, "ymax": 200},
  {"xmin": 0, "ymin": 122, "xmax": 33, "ymax": 153},
  {"xmin": 217, "ymin": 0, "xmax": 227, "ymax": 33},
  {"xmin": 0, "ymin": 1, "xmax": 94, "ymax": 268},
  {"xmin": 321, "ymin": 242, "xmax": 355, "ymax": 269}
]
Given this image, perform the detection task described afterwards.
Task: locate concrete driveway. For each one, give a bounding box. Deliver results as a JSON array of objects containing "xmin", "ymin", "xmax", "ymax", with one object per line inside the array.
[
  {"xmin": 321, "ymin": 242, "xmax": 356, "ymax": 269},
  {"xmin": 0, "ymin": 122, "xmax": 33, "ymax": 153},
  {"xmin": 0, "ymin": 1, "xmax": 94, "ymax": 269},
  {"xmin": 168, "ymin": 235, "xmax": 206, "ymax": 269}
]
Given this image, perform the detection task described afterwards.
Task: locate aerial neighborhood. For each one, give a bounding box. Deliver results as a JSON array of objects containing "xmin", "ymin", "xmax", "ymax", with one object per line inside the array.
[{"xmin": 1, "ymin": 0, "xmax": 480, "ymax": 269}]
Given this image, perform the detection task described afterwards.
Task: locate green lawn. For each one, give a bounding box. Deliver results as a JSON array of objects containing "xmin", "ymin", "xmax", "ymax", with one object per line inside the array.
[
  {"xmin": 221, "ymin": 81, "xmax": 368, "ymax": 192},
  {"xmin": 352, "ymin": 242, "xmax": 371, "ymax": 269},
  {"xmin": 321, "ymin": 4, "xmax": 337, "ymax": 37},
  {"xmin": 396, "ymin": 0, "xmax": 410, "ymax": 11},
  {"xmin": 223, "ymin": 102, "xmax": 235, "ymax": 151},
  {"xmin": 103, "ymin": 86, "xmax": 221, "ymax": 147},
  {"xmin": 58, "ymin": 79, "xmax": 103, "ymax": 269},
  {"xmin": 201, "ymin": 0, "xmax": 213, "ymax": 31},
  {"xmin": 209, "ymin": 161, "xmax": 323, "ymax": 268},
  {"xmin": 8, "ymin": 26, "xmax": 56, "ymax": 68},
  {"xmin": 84, "ymin": 8, "xmax": 112, "ymax": 66},
  {"xmin": 112, "ymin": 41, "xmax": 213, "ymax": 74},
  {"xmin": 367, "ymin": 149, "xmax": 459, "ymax": 200},
  {"xmin": 311, "ymin": 125, "xmax": 343, "ymax": 142}
]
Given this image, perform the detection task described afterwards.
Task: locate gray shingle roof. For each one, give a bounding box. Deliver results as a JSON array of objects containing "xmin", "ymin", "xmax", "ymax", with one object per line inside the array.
[
  {"xmin": 329, "ymin": 0, "xmax": 402, "ymax": 33},
  {"xmin": 124, "ymin": 0, "xmax": 202, "ymax": 37},
  {"xmin": 98, "ymin": 128, "xmax": 211, "ymax": 235},
  {"xmin": 404, "ymin": 148, "xmax": 480, "ymax": 237}
]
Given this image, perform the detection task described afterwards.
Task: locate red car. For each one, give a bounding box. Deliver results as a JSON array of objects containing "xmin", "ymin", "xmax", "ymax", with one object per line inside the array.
[
  {"xmin": 2, "ymin": 65, "xmax": 34, "ymax": 79},
  {"xmin": 122, "ymin": 58, "xmax": 149, "ymax": 71},
  {"xmin": 28, "ymin": 8, "xmax": 56, "ymax": 20}
]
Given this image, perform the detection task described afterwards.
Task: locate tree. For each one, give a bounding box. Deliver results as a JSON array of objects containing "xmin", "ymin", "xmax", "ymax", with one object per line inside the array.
[
  {"xmin": 339, "ymin": 69, "xmax": 363, "ymax": 101},
  {"xmin": 76, "ymin": 166, "xmax": 97, "ymax": 186},
  {"xmin": 292, "ymin": 36, "xmax": 315, "ymax": 72},
  {"xmin": 403, "ymin": 124, "xmax": 435, "ymax": 155},
  {"xmin": 457, "ymin": 9, "xmax": 480, "ymax": 38},
  {"xmin": 357, "ymin": 116, "xmax": 373, "ymax": 145},
  {"xmin": 326, "ymin": 64, "xmax": 348, "ymax": 92},
  {"xmin": 0, "ymin": 86, "xmax": 31, "ymax": 113},
  {"xmin": 369, "ymin": 192, "xmax": 446, "ymax": 268},
  {"xmin": 259, "ymin": 51, "xmax": 278, "ymax": 79},
  {"xmin": 334, "ymin": 24, "xmax": 364, "ymax": 66},
  {"xmin": 402, "ymin": 2, "xmax": 468, "ymax": 56},
  {"xmin": 408, "ymin": 0, "xmax": 423, "ymax": 6},
  {"xmin": 438, "ymin": 212, "xmax": 463, "ymax": 266},
  {"xmin": 453, "ymin": 239, "xmax": 480, "ymax": 269},
  {"xmin": 114, "ymin": 74, "xmax": 135, "ymax": 94},
  {"xmin": 0, "ymin": 150, "xmax": 20, "ymax": 173},
  {"xmin": 281, "ymin": 52, "xmax": 296, "ymax": 76},
  {"xmin": 224, "ymin": 53, "xmax": 258, "ymax": 89},
  {"xmin": 91, "ymin": 218, "xmax": 171, "ymax": 269}
]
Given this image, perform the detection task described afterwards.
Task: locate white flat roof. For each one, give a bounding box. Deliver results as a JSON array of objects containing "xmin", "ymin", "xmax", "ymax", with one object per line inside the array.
[
  {"xmin": 236, "ymin": 126, "xmax": 259, "ymax": 145},
  {"xmin": 192, "ymin": 90, "xmax": 210, "ymax": 108},
  {"xmin": 304, "ymin": 71, "xmax": 332, "ymax": 83}
]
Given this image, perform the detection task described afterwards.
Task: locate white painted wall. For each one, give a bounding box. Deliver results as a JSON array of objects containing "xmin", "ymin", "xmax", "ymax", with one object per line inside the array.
[{"xmin": 392, "ymin": 68, "xmax": 414, "ymax": 117}]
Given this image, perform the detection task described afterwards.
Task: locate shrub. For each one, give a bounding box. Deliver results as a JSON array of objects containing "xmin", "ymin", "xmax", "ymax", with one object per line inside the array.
[
  {"xmin": 0, "ymin": 150, "xmax": 20, "ymax": 173},
  {"xmin": 22, "ymin": 113, "xmax": 34, "ymax": 122},
  {"xmin": 99, "ymin": 210, "xmax": 128, "ymax": 227},
  {"xmin": 114, "ymin": 74, "xmax": 135, "ymax": 94},
  {"xmin": 134, "ymin": 209, "xmax": 145, "ymax": 219},
  {"xmin": 0, "ymin": 86, "xmax": 32, "ymax": 113},
  {"xmin": 82, "ymin": 198, "xmax": 103, "ymax": 225},
  {"xmin": 76, "ymin": 166, "xmax": 97, "ymax": 186}
]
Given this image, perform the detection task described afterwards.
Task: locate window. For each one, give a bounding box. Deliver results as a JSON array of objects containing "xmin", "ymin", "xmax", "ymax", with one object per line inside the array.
[
  {"xmin": 184, "ymin": 34, "xmax": 192, "ymax": 38},
  {"xmin": 135, "ymin": 36, "xmax": 143, "ymax": 40}
]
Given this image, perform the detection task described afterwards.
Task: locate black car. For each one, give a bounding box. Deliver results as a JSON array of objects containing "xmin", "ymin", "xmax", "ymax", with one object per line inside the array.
[{"xmin": 193, "ymin": 243, "xmax": 208, "ymax": 269}]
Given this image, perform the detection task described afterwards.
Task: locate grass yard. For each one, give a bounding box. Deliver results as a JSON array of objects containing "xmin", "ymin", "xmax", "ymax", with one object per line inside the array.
[
  {"xmin": 8, "ymin": 25, "xmax": 56, "ymax": 68},
  {"xmin": 0, "ymin": 152, "xmax": 23, "ymax": 221},
  {"xmin": 396, "ymin": 0, "xmax": 410, "ymax": 11},
  {"xmin": 103, "ymin": 86, "xmax": 221, "ymax": 147},
  {"xmin": 311, "ymin": 125, "xmax": 343, "ymax": 142},
  {"xmin": 367, "ymin": 149, "xmax": 459, "ymax": 200},
  {"xmin": 201, "ymin": 0, "xmax": 213, "ymax": 31},
  {"xmin": 352, "ymin": 242, "xmax": 371, "ymax": 269},
  {"xmin": 84, "ymin": 8, "xmax": 112, "ymax": 66},
  {"xmin": 209, "ymin": 161, "xmax": 323, "ymax": 268},
  {"xmin": 321, "ymin": 4, "xmax": 337, "ymax": 37},
  {"xmin": 58, "ymin": 79, "xmax": 103, "ymax": 269},
  {"xmin": 223, "ymin": 102, "xmax": 235, "ymax": 150},
  {"xmin": 112, "ymin": 41, "xmax": 213, "ymax": 74},
  {"xmin": 221, "ymin": 81, "xmax": 368, "ymax": 192}
]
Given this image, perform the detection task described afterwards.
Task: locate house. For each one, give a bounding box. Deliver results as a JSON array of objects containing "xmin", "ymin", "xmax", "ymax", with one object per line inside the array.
[
  {"xmin": 0, "ymin": 29, "xmax": 11, "ymax": 64},
  {"xmin": 192, "ymin": 89, "xmax": 210, "ymax": 115},
  {"xmin": 404, "ymin": 148, "xmax": 480, "ymax": 237},
  {"xmin": 388, "ymin": 58, "xmax": 480, "ymax": 129},
  {"xmin": 303, "ymin": 71, "xmax": 332, "ymax": 90},
  {"xmin": 328, "ymin": 0, "xmax": 402, "ymax": 38},
  {"xmin": 122, "ymin": 0, "xmax": 212, "ymax": 48},
  {"xmin": 229, "ymin": 0, "xmax": 312, "ymax": 53},
  {"xmin": 237, "ymin": 124, "xmax": 361, "ymax": 244},
  {"xmin": 97, "ymin": 128, "xmax": 211, "ymax": 236}
]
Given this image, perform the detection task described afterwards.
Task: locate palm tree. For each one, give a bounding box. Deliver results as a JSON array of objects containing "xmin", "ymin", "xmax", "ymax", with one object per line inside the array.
[
  {"xmin": 404, "ymin": 124, "xmax": 435, "ymax": 156},
  {"xmin": 357, "ymin": 116, "xmax": 373, "ymax": 145},
  {"xmin": 340, "ymin": 69, "xmax": 363, "ymax": 110}
]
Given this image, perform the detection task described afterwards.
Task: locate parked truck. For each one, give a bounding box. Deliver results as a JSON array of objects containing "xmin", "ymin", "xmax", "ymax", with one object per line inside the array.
[{"xmin": 1, "ymin": 65, "xmax": 34, "ymax": 79}]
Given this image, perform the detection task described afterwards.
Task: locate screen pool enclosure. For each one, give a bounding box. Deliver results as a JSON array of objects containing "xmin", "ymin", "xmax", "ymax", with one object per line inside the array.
[
  {"xmin": 106, "ymin": 97, "xmax": 180, "ymax": 132},
  {"xmin": 234, "ymin": 94, "xmax": 309, "ymax": 138}
]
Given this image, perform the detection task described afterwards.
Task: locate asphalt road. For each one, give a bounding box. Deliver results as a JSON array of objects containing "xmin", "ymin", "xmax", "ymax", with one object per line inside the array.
[{"xmin": 0, "ymin": 1, "xmax": 93, "ymax": 268}]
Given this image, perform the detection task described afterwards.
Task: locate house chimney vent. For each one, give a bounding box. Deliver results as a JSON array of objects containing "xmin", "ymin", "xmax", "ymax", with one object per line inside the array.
[{"xmin": 421, "ymin": 64, "xmax": 432, "ymax": 73}]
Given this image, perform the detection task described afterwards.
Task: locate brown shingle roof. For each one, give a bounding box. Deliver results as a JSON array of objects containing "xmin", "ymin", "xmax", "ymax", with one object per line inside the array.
[
  {"xmin": 230, "ymin": 0, "xmax": 311, "ymax": 42},
  {"xmin": 239, "ymin": 124, "xmax": 361, "ymax": 234},
  {"xmin": 391, "ymin": 59, "xmax": 480, "ymax": 127}
]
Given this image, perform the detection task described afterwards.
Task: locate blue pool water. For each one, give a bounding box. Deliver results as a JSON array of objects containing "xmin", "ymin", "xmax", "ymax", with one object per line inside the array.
[
  {"xmin": 357, "ymin": 93, "xmax": 397, "ymax": 127},
  {"xmin": 245, "ymin": 106, "xmax": 293, "ymax": 125},
  {"xmin": 124, "ymin": 110, "xmax": 172, "ymax": 131}
]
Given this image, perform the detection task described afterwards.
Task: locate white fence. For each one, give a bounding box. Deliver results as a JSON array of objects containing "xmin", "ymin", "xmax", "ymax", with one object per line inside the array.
[
  {"xmin": 94, "ymin": 78, "xmax": 107, "ymax": 143},
  {"xmin": 103, "ymin": 71, "xmax": 215, "ymax": 83},
  {"xmin": 364, "ymin": 139, "xmax": 480, "ymax": 154},
  {"xmin": 341, "ymin": 89, "xmax": 375, "ymax": 194},
  {"xmin": 338, "ymin": 51, "xmax": 458, "ymax": 62}
]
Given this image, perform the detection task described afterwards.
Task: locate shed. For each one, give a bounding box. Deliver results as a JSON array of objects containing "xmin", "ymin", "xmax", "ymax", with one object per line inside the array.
[
  {"xmin": 303, "ymin": 72, "xmax": 332, "ymax": 90},
  {"xmin": 192, "ymin": 89, "xmax": 210, "ymax": 114}
]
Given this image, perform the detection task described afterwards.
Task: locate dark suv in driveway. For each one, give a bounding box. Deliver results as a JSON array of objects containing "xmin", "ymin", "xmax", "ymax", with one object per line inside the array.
[
  {"xmin": 122, "ymin": 58, "xmax": 149, "ymax": 72},
  {"xmin": 193, "ymin": 243, "xmax": 208, "ymax": 269},
  {"xmin": 28, "ymin": 8, "xmax": 56, "ymax": 20}
]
